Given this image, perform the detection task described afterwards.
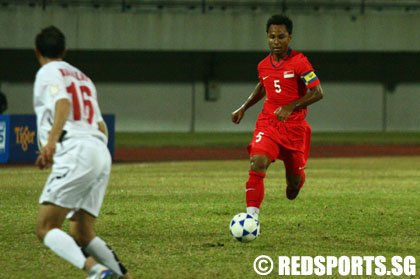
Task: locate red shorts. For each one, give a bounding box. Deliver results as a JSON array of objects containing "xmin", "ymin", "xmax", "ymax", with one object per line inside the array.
[{"xmin": 247, "ymin": 113, "xmax": 311, "ymax": 175}]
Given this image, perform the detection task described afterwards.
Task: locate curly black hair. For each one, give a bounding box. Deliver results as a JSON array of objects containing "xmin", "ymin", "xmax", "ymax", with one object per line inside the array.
[{"xmin": 266, "ymin": 14, "xmax": 293, "ymax": 34}]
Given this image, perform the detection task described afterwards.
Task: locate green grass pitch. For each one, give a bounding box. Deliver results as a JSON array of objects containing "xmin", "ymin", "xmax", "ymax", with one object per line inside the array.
[{"xmin": 1, "ymin": 157, "xmax": 419, "ymax": 278}]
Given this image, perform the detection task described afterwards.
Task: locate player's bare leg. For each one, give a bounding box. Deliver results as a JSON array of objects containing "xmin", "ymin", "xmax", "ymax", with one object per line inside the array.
[
  {"xmin": 69, "ymin": 210, "xmax": 96, "ymax": 247},
  {"xmin": 285, "ymin": 172, "xmax": 305, "ymax": 200},
  {"xmin": 70, "ymin": 210, "xmax": 131, "ymax": 279},
  {"xmin": 246, "ymin": 154, "xmax": 271, "ymax": 218},
  {"xmin": 36, "ymin": 202, "xmax": 70, "ymax": 241},
  {"xmin": 36, "ymin": 203, "xmax": 113, "ymax": 278},
  {"xmin": 250, "ymin": 154, "xmax": 272, "ymax": 173}
]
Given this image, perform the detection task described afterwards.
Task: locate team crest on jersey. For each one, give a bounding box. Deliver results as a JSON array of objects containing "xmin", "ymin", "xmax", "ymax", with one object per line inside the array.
[
  {"xmin": 48, "ymin": 85, "xmax": 59, "ymax": 96},
  {"xmin": 284, "ymin": 71, "xmax": 295, "ymax": 78},
  {"xmin": 301, "ymin": 71, "xmax": 318, "ymax": 85}
]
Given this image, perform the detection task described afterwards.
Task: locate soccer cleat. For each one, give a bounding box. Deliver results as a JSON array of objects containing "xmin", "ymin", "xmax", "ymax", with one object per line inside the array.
[
  {"xmin": 286, "ymin": 186, "xmax": 300, "ymax": 200},
  {"xmin": 286, "ymin": 176, "xmax": 305, "ymax": 200},
  {"xmin": 87, "ymin": 264, "xmax": 114, "ymax": 279}
]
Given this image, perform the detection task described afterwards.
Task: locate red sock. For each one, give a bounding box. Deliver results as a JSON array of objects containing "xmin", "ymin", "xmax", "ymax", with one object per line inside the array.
[{"xmin": 246, "ymin": 171, "xmax": 266, "ymax": 208}]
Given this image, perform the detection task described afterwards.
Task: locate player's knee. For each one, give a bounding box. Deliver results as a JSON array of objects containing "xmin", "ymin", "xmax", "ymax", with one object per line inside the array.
[{"xmin": 250, "ymin": 155, "xmax": 270, "ymax": 173}]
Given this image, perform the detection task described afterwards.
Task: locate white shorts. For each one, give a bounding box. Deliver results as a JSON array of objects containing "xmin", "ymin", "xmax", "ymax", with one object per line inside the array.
[{"xmin": 39, "ymin": 136, "xmax": 111, "ymax": 218}]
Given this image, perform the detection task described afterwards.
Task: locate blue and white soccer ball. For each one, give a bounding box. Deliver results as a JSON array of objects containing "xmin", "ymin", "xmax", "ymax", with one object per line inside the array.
[{"xmin": 229, "ymin": 213, "xmax": 260, "ymax": 243}]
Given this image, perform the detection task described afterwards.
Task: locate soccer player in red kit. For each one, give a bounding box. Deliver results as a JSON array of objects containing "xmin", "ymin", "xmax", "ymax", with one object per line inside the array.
[{"xmin": 232, "ymin": 14, "xmax": 324, "ymax": 219}]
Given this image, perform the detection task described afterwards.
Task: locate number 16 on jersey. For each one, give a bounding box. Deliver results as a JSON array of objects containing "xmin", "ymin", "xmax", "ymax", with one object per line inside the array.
[{"xmin": 66, "ymin": 82, "xmax": 94, "ymax": 124}]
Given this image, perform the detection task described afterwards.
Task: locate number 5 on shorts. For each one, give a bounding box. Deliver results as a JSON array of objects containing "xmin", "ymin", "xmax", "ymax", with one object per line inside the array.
[{"xmin": 256, "ymin": 132, "xmax": 264, "ymax": 143}]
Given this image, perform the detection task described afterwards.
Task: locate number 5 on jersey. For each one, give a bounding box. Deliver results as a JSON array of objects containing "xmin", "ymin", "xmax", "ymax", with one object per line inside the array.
[
  {"xmin": 256, "ymin": 132, "xmax": 264, "ymax": 143},
  {"xmin": 66, "ymin": 82, "xmax": 94, "ymax": 124},
  {"xmin": 274, "ymin": 80, "xmax": 281, "ymax": 93}
]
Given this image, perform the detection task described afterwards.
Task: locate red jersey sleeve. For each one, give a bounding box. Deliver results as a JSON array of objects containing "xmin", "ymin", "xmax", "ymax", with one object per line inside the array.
[
  {"xmin": 294, "ymin": 54, "xmax": 320, "ymax": 89},
  {"xmin": 257, "ymin": 61, "xmax": 265, "ymax": 85}
]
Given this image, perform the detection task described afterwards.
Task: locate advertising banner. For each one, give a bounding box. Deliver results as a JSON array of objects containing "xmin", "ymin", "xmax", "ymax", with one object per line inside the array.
[{"xmin": 0, "ymin": 114, "xmax": 115, "ymax": 163}]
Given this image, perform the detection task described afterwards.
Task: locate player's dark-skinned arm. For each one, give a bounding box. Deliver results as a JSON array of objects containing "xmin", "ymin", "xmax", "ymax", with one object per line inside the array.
[
  {"xmin": 232, "ymin": 82, "xmax": 266, "ymax": 124},
  {"xmin": 274, "ymin": 84, "xmax": 324, "ymax": 122},
  {"xmin": 36, "ymin": 98, "xmax": 71, "ymax": 170}
]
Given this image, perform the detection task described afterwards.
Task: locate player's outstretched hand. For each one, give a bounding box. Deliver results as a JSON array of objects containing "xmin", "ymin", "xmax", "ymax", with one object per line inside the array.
[
  {"xmin": 35, "ymin": 142, "xmax": 56, "ymax": 170},
  {"xmin": 232, "ymin": 107, "xmax": 245, "ymax": 124},
  {"xmin": 35, "ymin": 154, "xmax": 52, "ymax": 170}
]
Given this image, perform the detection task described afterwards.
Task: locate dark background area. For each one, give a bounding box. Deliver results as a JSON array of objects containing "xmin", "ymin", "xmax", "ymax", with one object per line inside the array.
[{"xmin": 1, "ymin": 49, "xmax": 419, "ymax": 86}]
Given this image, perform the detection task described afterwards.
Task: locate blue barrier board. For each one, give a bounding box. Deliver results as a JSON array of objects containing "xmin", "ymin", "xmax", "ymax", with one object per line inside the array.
[
  {"xmin": 0, "ymin": 114, "xmax": 115, "ymax": 163},
  {"xmin": 0, "ymin": 115, "xmax": 10, "ymax": 163}
]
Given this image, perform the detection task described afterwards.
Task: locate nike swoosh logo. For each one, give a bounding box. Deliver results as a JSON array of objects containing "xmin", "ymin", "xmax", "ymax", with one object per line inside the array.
[
  {"xmin": 262, "ymin": 76, "xmax": 269, "ymax": 80},
  {"xmin": 246, "ymin": 188, "xmax": 256, "ymax": 192},
  {"xmin": 298, "ymin": 166, "xmax": 305, "ymax": 170}
]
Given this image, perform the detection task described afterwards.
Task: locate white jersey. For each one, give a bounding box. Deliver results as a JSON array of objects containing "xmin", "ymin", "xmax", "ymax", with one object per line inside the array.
[{"xmin": 33, "ymin": 61, "xmax": 106, "ymax": 147}]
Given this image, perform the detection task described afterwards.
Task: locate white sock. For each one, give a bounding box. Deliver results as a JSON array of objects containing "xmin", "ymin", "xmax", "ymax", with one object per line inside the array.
[
  {"xmin": 247, "ymin": 207, "xmax": 260, "ymax": 218},
  {"xmin": 44, "ymin": 228, "xmax": 86, "ymax": 269},
  {"xmin": 85, "ymin": 236, "xmax": 127, "ymax": 277}
]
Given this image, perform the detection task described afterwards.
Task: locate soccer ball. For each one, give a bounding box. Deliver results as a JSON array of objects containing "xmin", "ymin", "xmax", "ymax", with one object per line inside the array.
[{"xmin": 229, "ymin": 213, "xmax": 260, "ymax": 243}]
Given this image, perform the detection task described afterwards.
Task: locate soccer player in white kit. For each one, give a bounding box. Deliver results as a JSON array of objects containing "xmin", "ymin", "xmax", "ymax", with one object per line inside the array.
[{"xmin": 33, "ymin": 26, "xmax": 131, "ymax": 279}]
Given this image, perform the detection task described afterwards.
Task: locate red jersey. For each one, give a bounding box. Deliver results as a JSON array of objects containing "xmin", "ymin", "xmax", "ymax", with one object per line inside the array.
[{"xmin": 258, "ymin": 49, "xmax": 320, "ymax": 121}]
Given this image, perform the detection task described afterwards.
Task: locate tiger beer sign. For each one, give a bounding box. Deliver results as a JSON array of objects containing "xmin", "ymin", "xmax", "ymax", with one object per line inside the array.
[
  {"xmin": 14, "ymin": 126, "xmax": 36, "ymax": 151},
  {"xmin": 8, "ymin": 115, "xmax": 38, "ymax": 163},
  {"xmin": 0, "ymin": 114, "xmax": 114, "ymax": 163},
  {"xmin": 0, "ymin": 114, "xmax": 38, "ymax": 163}
]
